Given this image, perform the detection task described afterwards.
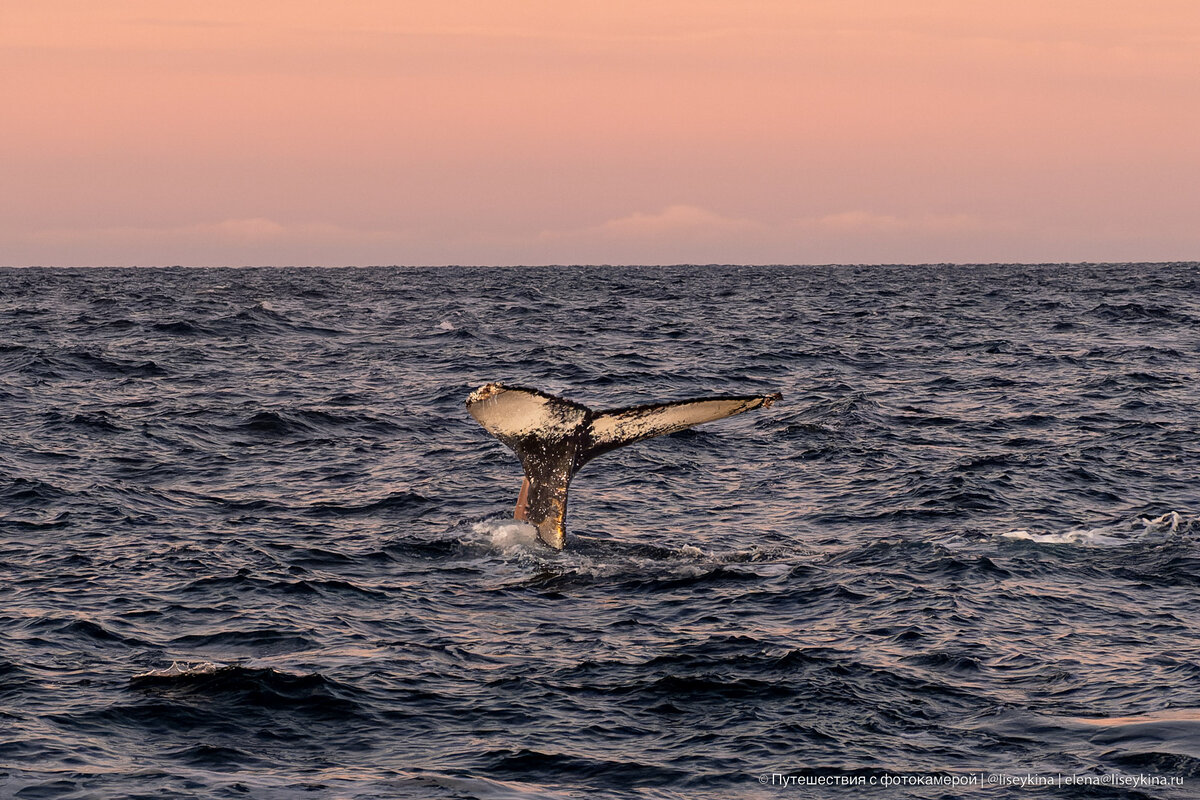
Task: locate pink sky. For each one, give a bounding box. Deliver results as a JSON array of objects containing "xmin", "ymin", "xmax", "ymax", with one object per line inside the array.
[{"xmin": 3, "ymin": 1, "xmax": 1198, "ymax": 266}]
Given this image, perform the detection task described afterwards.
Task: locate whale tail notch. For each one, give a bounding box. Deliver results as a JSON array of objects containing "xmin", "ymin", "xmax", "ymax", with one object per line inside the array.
[{"xmin": 465, "ymin": 383, "xmax": 781, "ymax": 549}]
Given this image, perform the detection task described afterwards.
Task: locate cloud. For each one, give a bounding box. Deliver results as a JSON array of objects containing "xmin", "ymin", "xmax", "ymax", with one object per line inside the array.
[
  {"xmin": 10, "ymin": 204, "xmax": 1189, "ymax": 267},
  {"xmin": 502, "ymin": 205, "xmax": 1020, "ymax": 265}
]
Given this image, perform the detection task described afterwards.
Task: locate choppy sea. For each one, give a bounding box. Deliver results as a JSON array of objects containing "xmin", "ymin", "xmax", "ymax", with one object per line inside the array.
[{"xmin": 2, "ymin": 263, "xmax": 1199, "ymax": 799}]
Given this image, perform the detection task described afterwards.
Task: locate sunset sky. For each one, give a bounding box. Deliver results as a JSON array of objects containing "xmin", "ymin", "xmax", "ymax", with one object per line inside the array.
[{"xmin": 3, "ymin": 1, "xmax": 1198, "ymax": 266}]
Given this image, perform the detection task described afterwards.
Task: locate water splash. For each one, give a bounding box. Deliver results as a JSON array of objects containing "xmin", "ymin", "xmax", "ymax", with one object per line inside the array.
[
  {"xmin": 1000, "ymin": 511, "xmax": 1197, "ymax": 546},
  {"xmin": 474, "ymin": 518, "xmax": 543, "ymax": 550}
]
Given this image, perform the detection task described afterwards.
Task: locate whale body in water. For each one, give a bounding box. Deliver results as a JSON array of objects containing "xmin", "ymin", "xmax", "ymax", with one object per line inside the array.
[{"xmin": 465, "ymin": 383, "xmax": 782, "ymax": 549}]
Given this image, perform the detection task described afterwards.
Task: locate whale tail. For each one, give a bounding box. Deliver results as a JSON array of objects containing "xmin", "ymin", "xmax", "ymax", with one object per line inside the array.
[{"xmin": 465, "ymin": 383, "xmax": 781, "ymax": 549}]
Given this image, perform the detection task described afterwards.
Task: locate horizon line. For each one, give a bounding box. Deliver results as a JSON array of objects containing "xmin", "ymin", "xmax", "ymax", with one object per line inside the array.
[{"xmin": 3, "ymin": 260, "xmax": 1198, "ymax": 270}]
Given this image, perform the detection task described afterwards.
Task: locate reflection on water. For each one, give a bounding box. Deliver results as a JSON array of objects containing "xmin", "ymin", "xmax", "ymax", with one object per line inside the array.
[{"xmin": 1, "ymin": 263, "xmax": 1199, "ymax": 798}]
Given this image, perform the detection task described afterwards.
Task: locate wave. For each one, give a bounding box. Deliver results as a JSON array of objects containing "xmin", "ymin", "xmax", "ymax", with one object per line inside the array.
[
  {"xmin": 36, "ymin": 617, "xmax": 148, "ymax": 647},
  {"xmin": 307, "ymin": 491, "xmax": 430, "ymax": 517},
  {"xmin": 40, "ymin": 408, "xmax": 128, "ymax": 432},
  {"xmin": 481, "ymin": 747, "xmax": 691, "ymax": 787},
  {"xmin": 162, "ymin": 741, "xmax": 266, "ymax": 768},
  {"xmin": 208, "ymin": 302, "xmax": 345, "ymax": 336},
  {"xmin": 999, "ymin": 511, "xmax": 1197, "ymax": 546},
  {"xmin": 0, "ymin": 475, "xmax": 72, "ymax": 505},
  {"xmin": 236, "ymin": 409, "xmax": 319, "ymax": 436},
  {"xmin": 178, "ymin": 572, "xmax": 384, "ymax": 599},
  {"xmin": 150, "ymin": 319, "xmax": 210, "ymax": 335},
  {"xmin": 11, "ymin": 348, "xmax": 168, "ymax": 380},
  {"xmin": 0, "ymin": 659, "xmax": 36, "ymax": 701},
  {"xmin": 231, "ymin": 406, "xmax": 402, "ymax": 439},
  {"xmin": 167, "ymin": 628, "xmax": 318, "ymax": 655},
  {"xmin": 1089, "ymin": 301, "xmax": 1196, "ymax": 325},
  {"xmin": 63, "ymin": 350, "xmax": 168, "ymax": 377},
  {"xmin": 129, "ymin": 663, "xmax": 368, "ymax": 718},
  {"xmin": 1060, "ymin": 710, "xmax": 1200, "ymax": 778}
]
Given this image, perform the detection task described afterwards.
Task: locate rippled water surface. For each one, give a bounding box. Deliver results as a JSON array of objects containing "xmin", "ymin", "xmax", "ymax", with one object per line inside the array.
[{"xmin": 2, "ymin": 264, "xmax": 1200, "ymax": 799}]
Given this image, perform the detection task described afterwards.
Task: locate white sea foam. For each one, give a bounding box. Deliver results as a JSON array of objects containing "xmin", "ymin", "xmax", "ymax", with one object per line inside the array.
[
  {"xmin": 472, "ymin": 518, "xmax": 543, "ymax": 550},
  {"xmin": 133, "ymin": 660, "xmax": 228, "ymax": 679},
  {"xmin": 1000, "ymin": 512, "xmax": 1196, "ymax": 547},
  {"xmin": 1001, "ymin": 529, "xmax": 1128, "ymax": 546},
  {"xmin": 466, "ymin": 518, "xmax": 795, "ymax": 580},
  {"xmin": 438, "ymin": 319, "xmax": 455, "ymax": 330}
]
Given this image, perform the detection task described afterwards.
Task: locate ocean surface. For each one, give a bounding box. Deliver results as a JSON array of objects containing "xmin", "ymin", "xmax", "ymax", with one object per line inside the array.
[{"xmin": 1, "ymin": 263, "xmax": 1199, "ymax": 800}]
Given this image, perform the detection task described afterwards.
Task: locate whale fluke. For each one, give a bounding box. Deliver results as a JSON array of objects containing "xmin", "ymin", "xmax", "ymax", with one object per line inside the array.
[{"xmin": 466, "ymin": 383, "xmax": 781, "ymax": 549}]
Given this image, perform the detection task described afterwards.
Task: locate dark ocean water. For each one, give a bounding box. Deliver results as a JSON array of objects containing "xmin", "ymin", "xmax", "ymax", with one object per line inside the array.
[{"xmin": 1, "ymin": 263, "xmax": 1199, "ymax": 799}]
